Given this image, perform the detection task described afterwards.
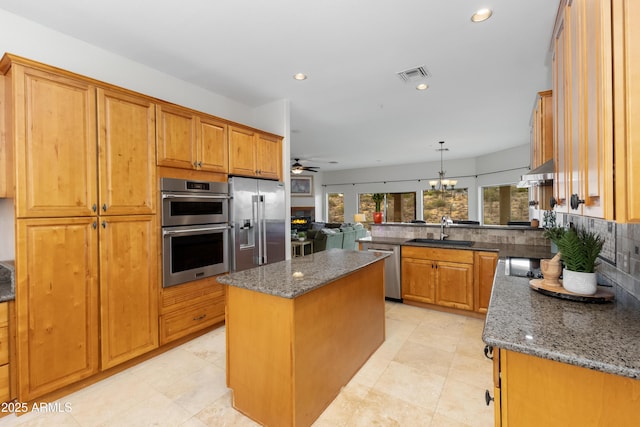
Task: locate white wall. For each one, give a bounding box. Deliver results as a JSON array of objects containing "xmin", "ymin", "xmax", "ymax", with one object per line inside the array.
[
  {"xmin": 315, "ymin": 144, "xmax": 531, "ymax": 223},
  {"xmin": 0, "ymin": 200, "xmax": 14, "ymax": 260},
  {"xmin": 0, "ymin": 9, "xmax": 290, "ymax": 260}
]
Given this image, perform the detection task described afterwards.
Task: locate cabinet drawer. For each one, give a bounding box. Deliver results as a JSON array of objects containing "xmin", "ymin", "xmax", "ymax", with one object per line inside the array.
[
  {"xmin": 0, "ymin": 365, "xmax": 8, "ymax": 403},
  {"xmin": 161, "ymin": 278, "xmax": 225, "ymax": 315},
  {"xmin": 0, "ymin": 303, "xmax": 7, "ymax": 328},
  {"xmin": 402, "ymin": 246, "xmax": 474, "ymax": 264},
  {"xmin": 160, "ymin": 295, "xmax": 225, "ymax": 345},
  {"xmin": 0, "ymin": 327, "xmax": 8, "ymax": 366}
]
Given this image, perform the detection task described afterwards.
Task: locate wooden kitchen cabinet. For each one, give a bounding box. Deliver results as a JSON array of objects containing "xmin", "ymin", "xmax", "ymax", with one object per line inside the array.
[
  {"xmin": 229, "ymin": 125, "xmax": 282, "ymax": 180},
  {"xmin": 474, "ymin": 251, "xmax": 498, "ymax": 313},
  {"xmin": 492, "ymin": 348, "xmax": 640, "ymax": 426},
  {"xmin": 99, "ymin": 215, "xmax": 158, "ymax": 370},
  {"xmin": 159, "ymin": 278, "xmax": 225, "ymax": 345},
  {"xmin": 401, "ymin": 256, "xmax": 436, "ymax": 304},
  {"xmin": 552, "ymin": 0, "xmax": 614, "ymax": 219},
  {"xmin": 531, "ymin": 90, "xmax": 553, "ymax": 170},
  {"xmin": 97, "ymin": 88, "xmax": 156, "ymax": 215},
  {"xmin": 612, "ymin": 0, "xmax": 640, "ymax": 222},
  {"xmin": 402, "ymin": 247, "xmax": 474, "ymax": 311},
  {"xmin": 0, "ymin": 59, "xmax": 98, "ymax": 218},
  {"xmin": 0, "ymin": 302, "xmax": 10, "ymax": 404},
  {"xmin": 156, "ymin": 103, "xmax": 228, "ymax": 173},
  {"xmin": 16, "ymin": 217, "xmax": 100, "ymax": 401}
]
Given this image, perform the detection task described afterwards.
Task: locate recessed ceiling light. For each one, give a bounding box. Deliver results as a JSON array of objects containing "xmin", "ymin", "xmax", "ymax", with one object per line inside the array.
[
  {"xmin": 471, "ymin": 8, "xmax": 492, "ymax": 23},
  {"xmin": 416, "ymin": 83, "xmax": 429, "ymax": 91},
  {"xmin": 293, "ymin": 73, "xmax": 307, "ymax": 81}
]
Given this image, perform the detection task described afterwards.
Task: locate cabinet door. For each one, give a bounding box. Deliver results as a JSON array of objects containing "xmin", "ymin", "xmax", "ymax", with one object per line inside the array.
[
  {"xmin": 435, "ymin": 261, "xmax": 473, "ymax": 311},
  {"xmin": 401, "ymin": 258, "xmax": 435, "ymax": 303},
  {"xmin": 474, "ymin": 251, "xmax": 498, "ymax": 313},
  {"xmin": 613, "ymin": 0, "xmax": 640, "ymax": 222},
  {"xmin": 229, "ymin": 126, "xmax": 257, "ymax": 177},
  {"xmin": 256, "ymin": 133, "xmax": 282, "ymax": 180},
  {"xmin": 156, "ymin": 104, "xmax": 196, "ymax": 170},
  {"xmin": 13, "ymin": 66, "xmax": 97, "ymax": 218},
  {"xmin": 198, "ymin": 116, "xmax": 228, "ymax": 173},
  {"xmin": 97, "ymin": 89, "xmax": 156, "ymax": 215},
  {"xmin": 581, "ymin": 0, "xmax": 613, "ymax": 218},
  {"xmin": 553, "ymin": 7, "xmax": 569, "ymax": 212},
  {"xmin": 16, "ymin": 218, "xmax": 99, "ymax": 401},
  {"xmin": 500, "ymin": 349, "xmax": 640, "ymax": 426},
  {"xmin": 99, "ymin": 215, "xmax": 158, "ymax": 370}
]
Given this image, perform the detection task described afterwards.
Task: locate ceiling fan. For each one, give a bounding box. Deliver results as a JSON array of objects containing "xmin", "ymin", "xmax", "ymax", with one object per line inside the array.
[{"xmin": 291, "ymin": 158, "xmax": 319, "ymax": 174}]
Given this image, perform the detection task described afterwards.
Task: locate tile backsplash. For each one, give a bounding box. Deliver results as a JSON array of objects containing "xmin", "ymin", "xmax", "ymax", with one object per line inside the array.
[{"xmin": 561, "ymin": 213, "xmax": 640, "ymax": 301}]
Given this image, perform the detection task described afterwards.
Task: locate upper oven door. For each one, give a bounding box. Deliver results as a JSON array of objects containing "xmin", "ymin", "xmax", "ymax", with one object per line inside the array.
[{"xmin": 162, "ymin": 192, "xmax": 228, "ymax": 226}]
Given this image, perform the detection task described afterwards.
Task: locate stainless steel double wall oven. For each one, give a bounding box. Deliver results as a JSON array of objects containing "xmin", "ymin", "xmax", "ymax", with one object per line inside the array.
[{"xmin": 161, "ymin": 178, "xmax": 230, "ymax": 287}]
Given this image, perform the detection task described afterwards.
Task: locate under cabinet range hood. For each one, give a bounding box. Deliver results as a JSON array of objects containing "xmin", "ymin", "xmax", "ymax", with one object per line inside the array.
[{"xmin": 517, "ymin": 159, "xmax": 555, "ymax": 188}]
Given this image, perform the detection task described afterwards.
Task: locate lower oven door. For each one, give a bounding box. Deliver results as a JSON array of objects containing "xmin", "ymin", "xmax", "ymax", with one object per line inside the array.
[{"xmin": 162, "ymin": 224, "xmax": 229, "ymax": 287}]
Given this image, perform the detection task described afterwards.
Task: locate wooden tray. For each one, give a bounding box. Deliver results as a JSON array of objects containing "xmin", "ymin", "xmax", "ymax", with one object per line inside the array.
[{"xmin": 529, "ymin": 279, "xmax": 614, "ymax": 303}]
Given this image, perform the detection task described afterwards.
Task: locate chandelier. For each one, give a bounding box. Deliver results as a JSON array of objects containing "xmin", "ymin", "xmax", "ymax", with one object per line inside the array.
[{"xmin": 429, "ymin": 141, "xmax": 457, "ymax": 192}]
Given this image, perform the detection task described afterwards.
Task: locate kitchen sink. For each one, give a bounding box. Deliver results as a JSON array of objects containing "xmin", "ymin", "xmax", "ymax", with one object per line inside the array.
[{"xmin": 406, "ymin": 238, "xmax": 474, "ymax": 247}]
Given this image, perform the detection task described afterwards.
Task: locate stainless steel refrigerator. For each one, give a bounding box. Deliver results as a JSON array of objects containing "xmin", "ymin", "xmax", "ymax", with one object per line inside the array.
[{"xmin": 229, "ymin": 177, "xmax": 286, "ymax": 272}]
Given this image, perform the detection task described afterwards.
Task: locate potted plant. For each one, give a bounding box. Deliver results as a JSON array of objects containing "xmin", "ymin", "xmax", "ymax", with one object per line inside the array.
[
  {"xmin": 542, "ymin": 210, "xmax": 565, "ymax": 253},
  {"xmin": 372, "ymin": 193, "xmax": 385, "ymax": 224},
  {"xmin": 556, "ymin": 226, "xmax": 605, "ymax": 295}
]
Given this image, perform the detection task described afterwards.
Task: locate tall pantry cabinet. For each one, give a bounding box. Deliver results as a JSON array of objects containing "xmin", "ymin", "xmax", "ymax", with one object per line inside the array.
[{"xmin": 1, "ymin": 55, "xmax": 158, "ymax": 401}]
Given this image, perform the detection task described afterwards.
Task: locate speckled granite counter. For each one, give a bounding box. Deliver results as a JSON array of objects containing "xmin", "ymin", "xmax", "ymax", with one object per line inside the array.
[
  {"xmin": 217, "ymin": 249, "xmax": 388, "ymax": 298},
  {"xmin": 483, "ymin": 259, "xmax": 640, "ymax": 379},
  {"xmin": 359, "ymin": 236, "xmax": 553, "ymax": 260},
  {"xmin": 0, "ymin": 261, "xmax": 15, "ymax": 302}
]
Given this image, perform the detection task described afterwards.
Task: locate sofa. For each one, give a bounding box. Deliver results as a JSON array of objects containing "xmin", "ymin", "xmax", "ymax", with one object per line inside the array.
[{"xmin": 302, "ymin": 223, "xmax": 367, "ymax": 254}]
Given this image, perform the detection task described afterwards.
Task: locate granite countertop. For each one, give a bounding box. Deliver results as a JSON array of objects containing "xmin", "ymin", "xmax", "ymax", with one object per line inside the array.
[
  {"xmin": 0, "ymin": 260, "xmax": 15, "ymax": 302},
  {"xmin": 483, "ymin": 259, "xmax": 640, "ymax": 379},
  {"xmin": 359, "ymin": 236, "xmax": 552, "ymax": 259},
  {"xmin": 217, "ymin": 249, "xmax": 389, "ymax": 299}
]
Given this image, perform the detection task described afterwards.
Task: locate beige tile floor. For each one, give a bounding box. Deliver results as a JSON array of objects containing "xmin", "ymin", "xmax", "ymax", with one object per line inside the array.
[{"xmin": 0, "ymin": 302, "xmax": 494, "ymax": 426}]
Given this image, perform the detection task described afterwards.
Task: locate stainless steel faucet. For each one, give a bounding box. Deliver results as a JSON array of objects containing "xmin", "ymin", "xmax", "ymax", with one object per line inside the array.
[{"xmin": 440, "ymin": 216, "xmax": 449, "ymax": 240}]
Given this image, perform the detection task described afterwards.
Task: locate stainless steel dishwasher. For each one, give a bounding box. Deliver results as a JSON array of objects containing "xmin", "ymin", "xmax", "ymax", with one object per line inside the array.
[{"xmin": 361, "ymin": 242, "xmax": 402, "ymax": 301}]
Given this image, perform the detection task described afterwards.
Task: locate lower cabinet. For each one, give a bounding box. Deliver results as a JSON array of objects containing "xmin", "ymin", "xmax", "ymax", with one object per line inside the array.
[
  {"xmin": 402, "ymin": 247, "xmax": 474, "ymax": 311},
  {"xmin": 16, "ymin": 216, "xmax": 158, "ymax": 401},
  {"xmin": 159, "ymin": 278, "xmax": 225, "ymax": 345},
  {"xmin": 402, "ymin": 246, "xmax": 497, "ymax": 314},
  {"xmin": 0, "ymin": 302, "xmax": 10, "ymax": 404},
  {"xmin": 99, "ymin": 216, "xmax": 158, "ymax": 370},
  {"xmin": 491, "ymin": 348, "xmax": 640, "ymax": 427},
  {"xmin": 474, "ymin": 251, "xmax": 499, "ymax": 313},
  {"xmin": 16, "ymin": 218, "xmax": 100, "ymax": 401}
]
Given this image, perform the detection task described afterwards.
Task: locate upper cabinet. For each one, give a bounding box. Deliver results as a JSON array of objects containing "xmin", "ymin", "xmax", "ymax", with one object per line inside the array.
[
  {"xmin": 612, "ymin": 0, "xmax": 640, "ymax": 222},
  {"xmin": 4, "ymin": 63, "xmax": 98, "ymax": 218},
  {"xmin": 551, "ymin": 0, "xmax": 640, "ymax": 221},
  {"xmin": 531, "ymin": 90, "xmax": 553, "ymax": 169},
  {"xmin": 229, "ymin": 125, "xmax": 282, "ymax": 180},
  {"xmin": 97, "ymin": 88, "xmax": 156, "ymax": 215},
  {"xmin": 156, "ymin": 103, "xmax": 228, "ymax": 174}
]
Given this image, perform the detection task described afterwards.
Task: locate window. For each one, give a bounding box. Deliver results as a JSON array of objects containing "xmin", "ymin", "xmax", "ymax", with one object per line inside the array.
[
  {"xmin": 482, "ymin": 185, "xmax": 529, "ymax": 225},
  {"xmin": 423, "ymin": 189, "xmax": 468, "ymax": 223},
  {"xmin": 358, "ymin": 192, "xmax": 416, "ymax": 223},
  {"xmin": 327, "ymin": 193, "xmax": 344, "ymax": 223}
]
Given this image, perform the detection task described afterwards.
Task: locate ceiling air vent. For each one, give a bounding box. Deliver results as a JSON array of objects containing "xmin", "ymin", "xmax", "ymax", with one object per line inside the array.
[{"xmin": 397, "ymin": 66, "xmax": 431, "ymax": 82}]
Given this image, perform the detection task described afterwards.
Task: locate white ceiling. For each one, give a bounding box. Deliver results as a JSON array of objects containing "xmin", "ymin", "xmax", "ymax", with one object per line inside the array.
[{"xmin": 0, "ymin": 0, "xmax": 559, "ymax": 172}]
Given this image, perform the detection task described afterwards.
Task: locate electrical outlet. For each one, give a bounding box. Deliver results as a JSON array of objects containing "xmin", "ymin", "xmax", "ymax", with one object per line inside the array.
[{"xmin": 622, "ymin": 251, "xmax": 630, "ymax": 274}]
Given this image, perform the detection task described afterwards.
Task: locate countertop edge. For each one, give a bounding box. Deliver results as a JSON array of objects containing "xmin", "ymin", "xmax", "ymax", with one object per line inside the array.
[
  {"xmin": 217, "ymin": 250, "xmax": 389, "ymax": 299},
  {"xmin": 483, "ymin": 260, "xmax": 640, "ymax": 380}
]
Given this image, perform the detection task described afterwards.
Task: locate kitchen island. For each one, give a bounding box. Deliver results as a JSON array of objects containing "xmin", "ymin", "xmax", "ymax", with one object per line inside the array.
[
  {"xmin": 217, "ymin": 249, "xmax": 387, "ymax": 427},
  {"xmin": 483, "ymin": 260, "xmax": 640, "ymax": 426}
]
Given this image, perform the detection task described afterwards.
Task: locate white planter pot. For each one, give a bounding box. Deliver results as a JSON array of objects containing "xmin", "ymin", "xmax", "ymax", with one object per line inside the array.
[{"xmin": 562, "ymin": 268, "xmax": 597, "ymax": 295}]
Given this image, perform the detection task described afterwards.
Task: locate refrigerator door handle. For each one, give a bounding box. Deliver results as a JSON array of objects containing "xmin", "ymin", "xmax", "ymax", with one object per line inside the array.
[
  {"xmin": 260, "ymin": 195, "xmax": 267, "ymax": 265},
  {"xmin": 254, "ymin": 194, "xmax": 263, "ymax": 265}
]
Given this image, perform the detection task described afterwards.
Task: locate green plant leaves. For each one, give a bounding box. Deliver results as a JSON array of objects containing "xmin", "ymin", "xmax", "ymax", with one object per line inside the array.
[{"xmin": 556, "ymin": 227, "xmax": 605, "ymax": 273}]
